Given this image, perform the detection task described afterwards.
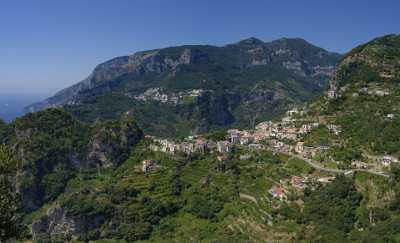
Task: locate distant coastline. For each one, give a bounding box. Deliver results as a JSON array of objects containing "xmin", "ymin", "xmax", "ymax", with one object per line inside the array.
[{"xmin": 0, "ymin": 95, "xmax": 45, "ymax": 122}]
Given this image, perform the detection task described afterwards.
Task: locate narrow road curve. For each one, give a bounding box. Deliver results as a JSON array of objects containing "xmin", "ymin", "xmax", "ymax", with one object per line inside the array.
[
  {"xmin": 287, "ymin": 151, "xmax": 344, "ymax": 173},
  {"xmin": 239, "ymin": 193, "xmax": 258, "ymax": 204},
  {"xmin": 278, "ymin": 150, "xmax": 391, "ymax": 178}
]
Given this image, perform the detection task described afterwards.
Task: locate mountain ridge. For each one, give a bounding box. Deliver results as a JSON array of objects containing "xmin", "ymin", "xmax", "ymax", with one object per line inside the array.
[
  {"xmin": 27, "ymin": 37, "xmax": 340, "ymax": 113},
  {"xmin": 25, "ymin": 37, "xmax": 341, "ymax": 137}
]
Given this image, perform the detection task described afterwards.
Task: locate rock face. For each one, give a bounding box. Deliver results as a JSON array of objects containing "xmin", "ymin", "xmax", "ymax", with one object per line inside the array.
[
  {"xmin": 26, "ymin": 37, "xmax": 341, "ymax": 137},
  {"xmin": 31, "ymin": 204, "xmax": 107, "ymax": 241},
  {"xmin": 87, "ymin": 115, "xmax": 143, "ymax": 168},
  {"xmin": 32, "ymin": 206, "xmax": 76, "ymax": 240},
  {"xmin": 26, "ymin": 47, "xmax": 205, "ymax": 112}
]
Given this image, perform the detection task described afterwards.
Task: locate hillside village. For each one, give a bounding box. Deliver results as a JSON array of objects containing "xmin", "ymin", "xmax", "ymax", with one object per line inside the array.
[
  {"xmin": 146, "ymin": 106, "xmax": 396, "ymax": 172},
  {"xmin": 138, "ymin": 86, "xmax": 397, "ymax": 204},
  {"xmin": 143, "ymin": 81, "xmax": 398, "ymax": 177},
  {"xmin": 128, "ymin": 88, "xmax": 206, "ymax": 105}
]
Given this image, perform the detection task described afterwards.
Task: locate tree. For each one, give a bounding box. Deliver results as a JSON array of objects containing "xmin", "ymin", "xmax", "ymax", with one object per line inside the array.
[
  {"xmin": 0, "ymin": 144, "xmax": 26, "ymax": 241},
  {"xmin": 304, "ymin": 176, "xmax": 362, "ymax": 234}
]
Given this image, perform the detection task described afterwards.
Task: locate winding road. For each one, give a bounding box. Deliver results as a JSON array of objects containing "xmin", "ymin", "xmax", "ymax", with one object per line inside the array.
[{"xmin": 278, "ymin": 150, "xmax": 391, "ymax": 178}]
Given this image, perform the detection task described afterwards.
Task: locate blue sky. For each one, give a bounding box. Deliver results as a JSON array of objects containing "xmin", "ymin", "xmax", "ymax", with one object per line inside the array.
[{"xmin": 0, "ymin": 0, "xmax": 399, "ymax": 97}]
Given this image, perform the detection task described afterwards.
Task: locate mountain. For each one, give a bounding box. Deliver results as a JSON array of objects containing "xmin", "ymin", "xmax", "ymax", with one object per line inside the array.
[{"xmin": 26, "ymin": 37, "xmax": 341, "ymax": 137}]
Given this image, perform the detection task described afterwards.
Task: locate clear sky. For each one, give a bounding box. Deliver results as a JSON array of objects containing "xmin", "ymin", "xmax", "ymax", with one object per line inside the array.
[{"xmin": 0, "ymin": 0, "xmax": 399, "ymax": 97}]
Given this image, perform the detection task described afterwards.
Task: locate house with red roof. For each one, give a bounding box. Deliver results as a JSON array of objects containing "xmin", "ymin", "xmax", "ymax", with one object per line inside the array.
[{"xmin": 269, "ymin": 186, "xmax": 287, "ymax": 200}]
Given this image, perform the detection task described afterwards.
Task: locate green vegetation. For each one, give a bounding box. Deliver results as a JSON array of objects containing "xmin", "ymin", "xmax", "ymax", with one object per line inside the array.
[
  {"xmin": 204, "ymin": 129, "xmax": 228, "ymax": 141},
  {"xmin": 0, "ymin": 109, "xmax": 142, "ymax": 214},
  {"xmin": 286, "ymin": 34, "xmax": 400, "ymax": 241},
  {"xmin": 310, "ymin": 35, "xmax": 400, "ymax": 156},
  {"xmin": 338, "ymin": 34, "xmax": 400, "ymax": 87},
  {"xmin": 25, "ymin": 137, "xmax": 335, "ymax": 242},
  {"xmin": 303, "ymin": 124, "xmax": 333, "ymax": 147},
  {"xmin": 304, "ymin": 176, "xmax": 362, "ymax": 234},
  {"xmin": 12, "ymin": 109, "xmax": 91, "ymax": 211},
  {"xmin": 325, "ymin": 88, "xmax": 400, "ymax": 155},
  {"xmin": 0, "ymin": 145, "xmax": 27, "ymax": 241}
]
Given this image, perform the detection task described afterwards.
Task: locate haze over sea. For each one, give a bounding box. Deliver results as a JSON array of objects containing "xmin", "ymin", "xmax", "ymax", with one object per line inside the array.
[{"xmin": 0, "ymin": 95, "xmax": 46, "ymax": 122}]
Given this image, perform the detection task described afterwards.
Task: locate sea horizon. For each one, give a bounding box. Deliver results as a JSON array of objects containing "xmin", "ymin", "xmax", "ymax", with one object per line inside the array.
[{"xmin": 0, "ymin": 94, "xmax": 47, "ymax": 122}]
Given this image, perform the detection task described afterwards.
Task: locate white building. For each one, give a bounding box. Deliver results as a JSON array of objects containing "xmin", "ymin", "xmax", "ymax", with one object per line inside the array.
[
  {"xmin": 387, "ymin": 114, "xmax": 395, "ymax": 119},
  {"xmin": 230, "ymin": 133, "xmax": 241, "ymax": 144},
  {"xmin": 240, "ymin": 135, "xmax": 254, "ymax": 145},
  {"xmin": 327, "ymin": 124, "xmax": 342, "ymax": 135},
  {"xmin": 217, "ymin": 141, "xmax": 232, "ymax": 153},
  {"xmin": 379, "ymin": 156, "xmax": 399, "ymax": 167},
  {"xmin": 142, "ymin": 160, "xmax": 156, "ymax": 173},
  {"xmin": 327, "ymin": 90, "xmax": 337, "ymax": 99},
  {"xmin": 286, "ymin": 108, "xmax": 299, "ymax": 117},
  {"xmin": 295, "ymin": 142, "xmax": 305, "ymax": 153}
]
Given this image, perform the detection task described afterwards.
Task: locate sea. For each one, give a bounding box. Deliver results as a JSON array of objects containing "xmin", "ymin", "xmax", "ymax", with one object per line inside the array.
[{"xmin": 0, "ymin": 95, "xmax": 46, "ymax": 122}]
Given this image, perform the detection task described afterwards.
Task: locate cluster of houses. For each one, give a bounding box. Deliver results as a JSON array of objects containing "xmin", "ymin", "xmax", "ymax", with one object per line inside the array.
[
  {"xmin": 149, "ymin": 137, "xmax": 209, "ymax": 154},
  {"xmin": 332, "ymin": 155, "xmax": 398, "ymax": 169},
  {"xmin": 327, "ymin": 78, "xmax": 393, "ymax": 100},
  {"xmin": 358, "ymin": 87, "xmax": 391, "ymax": 97},
  {"xmin": 149, "ymin": 137, "xmax": 230, "ymax": 155},
  {"xmin": 253, "ymin": 108, "xmax": 341, "ymax": 142},
  {"xmin": 146, "ymin": 106, "xmax": 344, "ymax": 161},
  {"xmin": 132, "ymin": 88, "xmax": 175, "ymax": 103},
  {"xmin": 255, "ymin": 108, "xmax": 399, "ymax": 172},
  {"xmin": 249, "ymin": 109, "xmax": 343, "ymax": 160},
  {"xmin": 269, "ymin": 175, "xmax": 343, "ymax": 202},
  {"xmin": 146, "ymin": 100, "xmax": 399, "ymax": 175},
  {"xmin": 131, "ymin": 88, "xmax": 205, "ymax": 105},
  {"xmin": 148, "ymin": 127, "xmax": 268, "ymax": 156},
  {"xmin": 363, "ymin": 155, "xmax": 400, "ymax": 168}
]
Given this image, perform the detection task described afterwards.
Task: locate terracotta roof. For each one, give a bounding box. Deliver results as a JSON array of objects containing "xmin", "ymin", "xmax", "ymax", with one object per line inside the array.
[{"xmin": 271, "ymin": 186, "xmax": 285, "ymax": 195}]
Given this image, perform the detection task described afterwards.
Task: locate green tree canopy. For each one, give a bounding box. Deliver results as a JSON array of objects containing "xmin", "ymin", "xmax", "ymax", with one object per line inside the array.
[{"xmin": 0, "ymin": 144, "xmax": 26, "ymax": 241}]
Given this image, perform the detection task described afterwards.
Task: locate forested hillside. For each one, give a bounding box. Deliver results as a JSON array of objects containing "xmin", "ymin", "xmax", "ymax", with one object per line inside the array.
[
  {"xmin": 0, "ymin": 109, "xmax": 142, "ymax": 214},
  {"xmin": 304, "ymin": 34, "xmax": 400, "ymax": 160}
]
